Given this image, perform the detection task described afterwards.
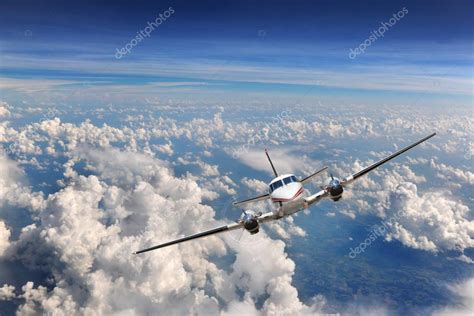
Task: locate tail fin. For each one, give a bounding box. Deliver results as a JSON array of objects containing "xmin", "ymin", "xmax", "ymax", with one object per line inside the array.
[{"xmin": 265, "ymin": 148, "xmax": 278, "ymax": 177}]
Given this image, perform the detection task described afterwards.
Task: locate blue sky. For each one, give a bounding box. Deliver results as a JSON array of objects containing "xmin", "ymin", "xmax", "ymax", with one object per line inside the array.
[
  {"xmin": 0, "ymin": 0, "xmax": 472, "ymax": 105},
  {"xmin": 0, "ymin": 2, "xmax": 473, "ymax": 314}
]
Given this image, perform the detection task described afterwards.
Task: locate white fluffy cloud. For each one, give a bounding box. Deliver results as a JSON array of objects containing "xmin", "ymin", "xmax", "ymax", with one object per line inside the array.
[
  {"xmin": 0, "ymin": 102, "xmax": 11, "ymax": 118},
  {"xmin": 430, "ymin": 159, "xmax": 474, "ymax": 185},
  {"xmin": 384, "ymin": 182, "xmax": 474, "ymax": 253},
  {"xmin": 236, "ymin": 147, "xmax": 324, "ymax": 179},
  {"xmin": 0, "ymin": 284, "xmax": 15, "ymax": 300},
  {"xmin": 0, "ymin": 102, "xmax": 472, "ymax": 314},
  {"xmin": 433, "ymin": 278, "xmax": 474, "ymax": 316},
  {"xmin": 0, "ymin": 221, "xmax": 11, "ymax": 256},
  {"xmin": 3, "ymin": 142, "xmax": 324, "ymax": 315},
  {"xmin": 0, "ymin": 152, "xmax": 44, "ymax": 210}
]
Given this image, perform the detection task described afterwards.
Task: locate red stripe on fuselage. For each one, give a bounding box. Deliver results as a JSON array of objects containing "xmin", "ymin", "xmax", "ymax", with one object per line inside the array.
[{"xmin": 271, "ymin": 187, "xmax": 304, "ymax": 202}]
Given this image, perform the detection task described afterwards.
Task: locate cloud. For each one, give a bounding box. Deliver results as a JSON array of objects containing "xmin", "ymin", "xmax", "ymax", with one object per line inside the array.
[
  {"xmin": 0, "ymin": 152, "xmax": 44, "ymax": 211},
  {"xmin": 0, "ymin": 77, "xmax": 79, "ymax": 93},
  {"xmin": 2, "ymin": 38, "xmax": 473, "ymax": 96},
  {"xmin": 154, "ymin": 141, "xmax": 174, "ymax": 156},
  {"xmin": 0, "ymin": 102, "xmax": 10, "ymax": 117},
  {"xmin": 236, "ymin": 147, "xmax": 323, "ymax": 178},
  {"xmin": 433, "ymin": 278, "xmax": 474, "ymax": 316},
  {"xmin": 384, "ymin": 182, "xmax": 474, "ymax": 253},
  {"xmin": 430, "ymin": 159, "xmax": 474, "ymax": 185},
  {"xmin": 241, "ymin": 177, "xmax": 269, "ymax": 193},
  {"xmin": 0, "ymin": 100, "xmax": 473, "ymax": 314},
  {"xmin": 3, "ymin": 140, "xmax": 324, "ymax": 314},
  {"xmin": 0, "ymin": 284, "xmax": 15, "ymax": 300},
  {"xmin": 226, "ymin": 233, "xmax": 323, "ymax": 315},
  {"xmin": 0, "ymin": 221, "xmax": 11, "ymax": 257}
]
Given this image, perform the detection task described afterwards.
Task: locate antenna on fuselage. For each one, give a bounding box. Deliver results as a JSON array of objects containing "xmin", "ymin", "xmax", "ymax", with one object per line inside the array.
[{"xmin": 265, "ymin": 148, "xmax": 278, "ymax": 177}]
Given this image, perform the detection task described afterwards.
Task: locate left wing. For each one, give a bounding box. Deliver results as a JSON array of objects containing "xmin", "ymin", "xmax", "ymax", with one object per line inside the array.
[
  {"xmin": 233, "ymin": 193, "xmax": 270, "ymax": 207},
  {"xmin": 134, "ymin": 211, "xmax": 277, "ymax": 254},
  {"xmin": 134, "ymin": 222, "xmax": 243, "ymax": 254}
]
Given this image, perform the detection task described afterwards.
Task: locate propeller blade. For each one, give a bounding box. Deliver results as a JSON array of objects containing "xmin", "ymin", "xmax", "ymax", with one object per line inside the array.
[{"xmin": 238, "ymin": 228, "xmax": 245, "ymax": 241}]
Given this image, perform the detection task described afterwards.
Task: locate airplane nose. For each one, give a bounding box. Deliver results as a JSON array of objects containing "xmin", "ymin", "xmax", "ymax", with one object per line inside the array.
[
  {"xmin": 271, "ymin": 181, "xmax": 304, "ymax": 202},
  {"xmin": 288, "ymin": 183, "xmax": 304, "ymax": 200}
]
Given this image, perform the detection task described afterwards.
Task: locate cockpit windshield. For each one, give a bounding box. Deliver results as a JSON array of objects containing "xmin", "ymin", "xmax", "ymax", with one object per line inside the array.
[
  {"xmin": 270, "ymin": 175, "xmax": 298, "ymax": 192},
  {"xmin": 270, "ymin": 180, "xmax": 283, "ymax": 192},
  {"xmin": 283, "ymin": 175, "xmax": 298, "ymax": 185}
]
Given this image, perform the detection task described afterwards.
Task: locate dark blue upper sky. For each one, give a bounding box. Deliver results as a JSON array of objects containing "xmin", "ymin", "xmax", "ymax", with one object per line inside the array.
[
  {"xmin": 1, "ymin": 0, "xmax": 472, "ymax": 42},
  {"xmin": 0, "ymin": 0, "xmax": 472, "ymax": 105}
]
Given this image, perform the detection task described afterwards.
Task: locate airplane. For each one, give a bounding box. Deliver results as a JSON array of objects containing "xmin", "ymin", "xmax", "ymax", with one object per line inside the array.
[{"xmin": 134, "ymin": 132, "xmax": 436, "ymax": 254}]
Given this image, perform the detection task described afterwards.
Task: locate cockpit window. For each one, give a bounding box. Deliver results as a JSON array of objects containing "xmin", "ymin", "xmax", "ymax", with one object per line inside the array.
[
  {"xmin": 270, "ymin": 180, "xmax": 283, "ymax": 192},
  {"xmin": 274, "ymin": 180, "xmax": 283, "ymax": 189},
  {"xmin": 290, "ymin": 175, "xmax": 298, "ymax": 182},
  {"xmin": 283, "ymin": 177, "xmax": 292, "ymax": 185}
]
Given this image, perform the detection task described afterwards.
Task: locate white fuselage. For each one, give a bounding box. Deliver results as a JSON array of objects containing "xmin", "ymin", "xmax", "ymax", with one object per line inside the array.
[{"xmin": 269, "ymin": 174, "xmax": 307, "ymax": 216}]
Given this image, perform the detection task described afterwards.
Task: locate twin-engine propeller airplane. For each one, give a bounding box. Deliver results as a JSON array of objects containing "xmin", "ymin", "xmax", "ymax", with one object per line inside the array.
[{"xmin": 134, "ymin": 133, "xmax": 436, "ymax": 254}]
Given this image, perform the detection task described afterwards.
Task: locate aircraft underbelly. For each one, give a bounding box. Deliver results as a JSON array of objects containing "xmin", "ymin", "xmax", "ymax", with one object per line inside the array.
[{"xmin": 280, "ymin": 193, "xmax": 306, "ymax": 215}]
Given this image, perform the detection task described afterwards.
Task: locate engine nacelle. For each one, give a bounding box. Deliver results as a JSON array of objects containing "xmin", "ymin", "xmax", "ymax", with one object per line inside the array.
[
  {"xmin": 242, "ymin": 211, "xmax": 260, "ymax": 234},
  {"xmin": 328, "ymin": 178, "xmax": 344, "ymax": 201}
]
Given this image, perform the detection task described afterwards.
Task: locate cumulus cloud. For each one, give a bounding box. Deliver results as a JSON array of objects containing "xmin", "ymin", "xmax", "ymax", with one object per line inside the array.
[
  {"xmin": 0, "ymin": 101, "xmax": 473, "ymax": 314},
  {"xmin": 0, "ymin": 221, "xmax": 11, "ymax": 256},
  {"xmin": 226, "ymin": 233, "xmax": 323, "ymax": 315},
  {"xmin": 384, "ymin": 182, "xmax": 474, "ymax": 253},
  {"xmin": 236, "ymin": 147, "xmax": 323, "ymax": 178},
  {"xmin": 433, "ymin": 278, "xmax": 474, "ymax": 316},
  {"xmin": 3, "ymin": 140, "xmax": 323, "ymax": 314},
  {"xmin": 154, "ymin": 141, "xmax": 174, "ymax": 156},
  {"xmin": 430, "ymin": 159, "xmax": 474, "ymax": 185},
  {"xmin": 0, "ymin": 152, "xmax": 44, "ymax": 211},
  {"xmin": 0, "ymin": 284, "xmax": 15, "ymax": 300},
  {"xmin": 0, "ymin": 102, "xmax": 11, "ymax": 117}
]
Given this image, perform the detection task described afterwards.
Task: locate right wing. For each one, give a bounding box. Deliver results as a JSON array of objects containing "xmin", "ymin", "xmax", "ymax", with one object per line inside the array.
[
  {"xmin": 304, "ymin": 188, "xmax": 329, "ymax": 208},
  {"xmin": 300, "ymin": 166, "xmax": 328, "ymax": 184},
  {"xmin": 342, "ymin": 132, "xmax": 436, "ymax": 185},
  {"xmin": 233, "ymin": 193, "xmax": 270, "ymax": 207},
  {"xmin": 303, "ymin": 133, "xmax": 436, "ymax": 209}
]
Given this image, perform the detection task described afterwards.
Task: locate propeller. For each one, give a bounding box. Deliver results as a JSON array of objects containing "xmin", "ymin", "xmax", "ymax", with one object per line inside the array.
[
  {"xmin": 238, "ymin": 210, "xmax": 261, "ymax": 235},
  {"xmin": 320, "ymin": 171, "xmax": 344, "ymax": 201}
]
